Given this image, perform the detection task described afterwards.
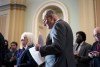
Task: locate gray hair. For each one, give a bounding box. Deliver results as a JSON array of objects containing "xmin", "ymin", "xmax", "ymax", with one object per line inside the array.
[
  {"xmin": 42, "ymin": 9, "xmax": 56, "ymax": 19},
  {"xmin": 93, "ymin": 27, "xmax": 100, "ymax": 35},
  {"xmin": 21, "ymin": 32, "xmax": 34, "ymax": 46}
]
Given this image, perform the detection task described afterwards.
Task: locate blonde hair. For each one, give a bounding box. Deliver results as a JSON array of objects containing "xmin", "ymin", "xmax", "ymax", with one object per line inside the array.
[{"xmin": 21, "ymin": 32, "xmax": 34, "ymax": 46}]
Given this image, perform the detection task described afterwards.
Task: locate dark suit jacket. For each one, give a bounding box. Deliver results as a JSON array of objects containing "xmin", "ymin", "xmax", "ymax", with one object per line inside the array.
[
  {"xmin": 16, "ymin": 48, "xmax": 25, "ymax": 59},
  {"xmin": 89, "ymin": 41, "xmax": 100, "ymax": 67},
  {"xmin": 74, "ymin": 42, "xmax": 91, "ymax": 67},
  {"xmin": 40, "ymin": 19, "xmax": 76, "ymax": 67},
  {"xmin": 4, "ymin": 50, "xmax": 17, "ymax": 67},
  {"xmin": 0, "ymin": 33, "xmax": 5, "ymax": 66},
  {"xmin": 17, "ymin": 45, "xmax": 38, "ymax": 67}
]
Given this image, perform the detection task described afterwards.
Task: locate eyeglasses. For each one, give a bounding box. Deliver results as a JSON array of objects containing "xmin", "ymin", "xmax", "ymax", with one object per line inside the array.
[
  {"xmin": 95, "ymin": 33, "xmax": 100, "ymax": 37},
  {"xmin": 43, "ymin": 19, "xmax": 47, "ymax": 26}
]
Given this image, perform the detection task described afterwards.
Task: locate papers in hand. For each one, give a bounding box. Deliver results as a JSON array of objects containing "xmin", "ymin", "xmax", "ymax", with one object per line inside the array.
[{"xmin": 29, "ymin": 47, "xmax": 45, "ymax": 65}]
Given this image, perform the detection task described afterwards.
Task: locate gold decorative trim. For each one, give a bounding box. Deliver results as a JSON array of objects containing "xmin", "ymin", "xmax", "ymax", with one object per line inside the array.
[{"xmin": 0, "ymin": 4, "xmax": 26, "ymax": 11}]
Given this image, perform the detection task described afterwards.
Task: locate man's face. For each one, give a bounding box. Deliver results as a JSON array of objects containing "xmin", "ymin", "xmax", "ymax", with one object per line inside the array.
[
  {"xmin": 94, "ymin": 33, "xmax": 100, "ymax": 41},
  {"xmin": 43, "ymin": 16, "xmax": 54, "ymax": 29},
  {"xmin": 11, "ymin": 43, "xmax": 17, "ymax": 50},
  {"xmin": 21, "ymin": 37, "xmax": 28, "ymax": 47},
  {"xmin": 93, "ymin": 28, "xmax": 100, "ymax": 42},
  {"xmin": 76, "ymin": 34, "xmax": 83, "ymax": 44}
]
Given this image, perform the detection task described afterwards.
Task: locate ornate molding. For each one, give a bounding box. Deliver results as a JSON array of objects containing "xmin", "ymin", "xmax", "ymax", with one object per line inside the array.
[
  {"xmin": 0, "ymin": 4, "xmax": 26, "ymax": 11},
  {"xmin": 32, "ymin": 0, "xmax": 69, "ymax": 44}
]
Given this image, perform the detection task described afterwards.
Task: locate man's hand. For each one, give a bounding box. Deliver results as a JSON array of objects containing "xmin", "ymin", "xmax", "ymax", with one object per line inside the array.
[
  {"xmin": 88, "ymin": 52, "xmax": 94, "ymax": 58},
  {"xmin": 74, "ymin": 54, "xmax": 81, "ymax": 59},
  {"xmin": 93, "ymin": 51, "xmax": 100, "ymax": 57},
  {"xmin": 10, "ymin": 56, "xmax": 16, "ymax": 62},
  {"xmin": 35, "ymin": 44, "xmax": 41, "ymax": 51},
  {"xmin": 88, "ymin": 51, "xmax": 100, "ymax": 58},
  {"xmin": 74, "ymin": 51, "xmax": 80, "ymax": 59},
  {"xmin": 14, "ymin": 65, "xmax": 17, "ymax": 67}
]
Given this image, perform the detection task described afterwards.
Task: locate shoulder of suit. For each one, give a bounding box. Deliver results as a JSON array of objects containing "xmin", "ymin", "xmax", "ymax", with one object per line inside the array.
[
  {"xmin": 55, "ymin": 19, "xmax": 66, "ymax": 26},
  {"xmin": 83, "ymin": 42, "xmax": 91, "ymax": 47}
]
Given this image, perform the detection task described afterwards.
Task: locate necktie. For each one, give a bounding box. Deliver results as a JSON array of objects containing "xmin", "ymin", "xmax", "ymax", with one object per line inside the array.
[
  {"xmin": 23, "ymin": 48, "xmax": 25, "ymax": 51},
  {"xmin": 76, "ymin": 44, "xmax": 80, "ymax": 51}
]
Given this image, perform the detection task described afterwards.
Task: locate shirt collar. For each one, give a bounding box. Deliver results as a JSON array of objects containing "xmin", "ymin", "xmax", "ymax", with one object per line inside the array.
[
  {"xmin": 23, "ymin": 45, "xmax": 28, "ymax": 49},
  {"xmin": 55, "ymin": 19, "xmax": 60, "ymax": 22},
  {"xmin": 76, "ymin": 41, "xmax": 84, "ymax": 46},
  {"xmin": 80, "ymin": 41, "xmax": 84, "ymax": 46}
]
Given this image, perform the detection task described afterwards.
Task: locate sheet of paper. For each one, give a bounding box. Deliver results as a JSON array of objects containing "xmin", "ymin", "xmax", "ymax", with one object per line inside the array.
[{"xmin": 29, "ymin": 47, "xmax": 45, "ymax": 65}]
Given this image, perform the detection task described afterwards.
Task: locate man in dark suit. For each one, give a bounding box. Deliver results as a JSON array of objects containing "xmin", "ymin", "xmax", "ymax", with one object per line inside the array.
[
  {"xmin": 36, "ymin": 9, "xmax": 76, "ymax": 67},
  {"xmin": 17, "ymin": 32, "xmax": 38, "ymax": 67},
  {"xmin": 88, "ymin": 27, "xmax": 100, "ymax": 67},
  {"xmin": 0, "ymin": 32, "xmax": 5, "ymax": 67},
  {"xmin": 73, "ymin": 31, "xmax": 91, "ymax": 67},
  {"xmin": 4, "ymin": 41, "xmax": 18, "ymax": 67}
]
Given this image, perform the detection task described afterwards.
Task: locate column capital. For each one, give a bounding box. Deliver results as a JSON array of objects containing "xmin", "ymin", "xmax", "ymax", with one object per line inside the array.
[{"xmin": 0, "ymin": 0, "xmax": 26, "ymax": 11}]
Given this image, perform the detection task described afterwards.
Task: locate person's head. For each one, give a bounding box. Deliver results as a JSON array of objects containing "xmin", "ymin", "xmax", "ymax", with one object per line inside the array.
[
  {"xmin": 21, "ymin": 32, "xmax": 34, "ymax": 47},
  {"xmin": 76, "ymin": 31, "xmax": 86, "ymax": 44},
  {"xmin": 10, "ymin": 41, "xmax": 18, "ymax": 51},
  {"xmin": 42, "ymin": 9, "xmax": 59, "ymax": 29},
  {"xmin": 4, "ymin": 40, "xmax": 8, "ymax": 49},
  {"xmin": 93, "ymin": 27, "xmax": 100, "ymax": 42}
]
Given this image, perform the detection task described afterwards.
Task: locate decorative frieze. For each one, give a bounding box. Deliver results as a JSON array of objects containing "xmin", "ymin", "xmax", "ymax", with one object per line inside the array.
[{"xmin": 0, "ymin": 4, "xmax": 26, "ymax": 11}]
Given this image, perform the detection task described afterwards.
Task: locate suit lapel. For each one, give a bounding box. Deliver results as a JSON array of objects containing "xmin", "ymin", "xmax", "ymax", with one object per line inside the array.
[{"xmin": 79, "ymin": 42, "xmax": 86, "ymax": 55}]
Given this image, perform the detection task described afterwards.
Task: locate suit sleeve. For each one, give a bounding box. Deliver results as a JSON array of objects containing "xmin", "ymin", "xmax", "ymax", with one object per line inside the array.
[
  {"xmin": 40, "ymin": 23, "xmax": 67, "ymax": 57},
  {"xmin": 0, "ymin": 33, "xmax": 5, "ymax": 63},
  {"xmin": 79, "ymin": 45, "xmax": 91, "ymax": 62},
  {"xmin": 0, "ymin": 33, "xmax": 5, "ymax": 50},
  {"xmin": 17, "ymin": 49, "xmax": 38, "ymax": 67}
]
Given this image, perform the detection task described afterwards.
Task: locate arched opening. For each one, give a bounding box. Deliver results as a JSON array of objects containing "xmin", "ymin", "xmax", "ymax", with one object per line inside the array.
[{"xmin": 32, "ymin": 1, "xmax": 69, "ymax": 44}]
